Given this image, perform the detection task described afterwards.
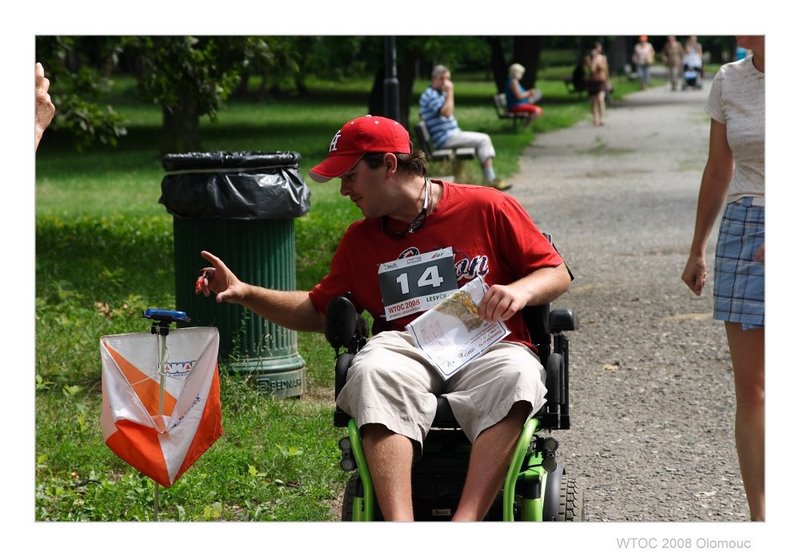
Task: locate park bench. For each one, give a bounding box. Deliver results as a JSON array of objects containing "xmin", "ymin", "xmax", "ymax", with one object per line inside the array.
[
  {"xmin": 413, "ymin": 120, "xmax": 476, "ymax": 181},
  {"xmin": 492, "ymin": 93, "xmax": 533, "ymax": 130}
]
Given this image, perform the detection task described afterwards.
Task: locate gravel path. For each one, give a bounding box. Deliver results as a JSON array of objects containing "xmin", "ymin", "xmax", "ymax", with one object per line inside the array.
[{"xmin": 511, "ymin": 81, "xmax": 749, "ymax": 521}]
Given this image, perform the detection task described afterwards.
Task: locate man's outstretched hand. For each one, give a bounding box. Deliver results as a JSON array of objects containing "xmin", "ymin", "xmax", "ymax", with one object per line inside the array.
[{"xmin": 195, "ymin": 250, "xmax": 249, "ymax": 304}]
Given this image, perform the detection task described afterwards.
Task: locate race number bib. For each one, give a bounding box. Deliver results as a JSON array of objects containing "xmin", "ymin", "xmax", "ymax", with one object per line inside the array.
[{"xmin": 379, "ymin": 248, "xmax": 458, "ymax": 321}]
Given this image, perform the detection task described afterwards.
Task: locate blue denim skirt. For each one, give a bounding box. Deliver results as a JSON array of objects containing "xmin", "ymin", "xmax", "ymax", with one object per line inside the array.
[{"xmin": 713, "ymin": 197, "xmax": 765, "ymax": 329}]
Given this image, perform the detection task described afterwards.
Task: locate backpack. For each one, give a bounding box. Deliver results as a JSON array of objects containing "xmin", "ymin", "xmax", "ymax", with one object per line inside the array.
[{"xmin": 572, "ymin": 63, "xmax": 587, "ymax": 91}]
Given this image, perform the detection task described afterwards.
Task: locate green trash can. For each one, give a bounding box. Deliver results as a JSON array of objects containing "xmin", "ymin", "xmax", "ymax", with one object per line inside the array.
[{"xmin": 159, "ymin": 151, "xmax": 311, "ymax": 397}]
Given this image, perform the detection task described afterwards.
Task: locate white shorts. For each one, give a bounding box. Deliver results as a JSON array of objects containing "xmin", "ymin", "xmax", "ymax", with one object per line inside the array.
[{"xmin": 335, "ymin": 330, "xmax": 547, "ymax": 449}]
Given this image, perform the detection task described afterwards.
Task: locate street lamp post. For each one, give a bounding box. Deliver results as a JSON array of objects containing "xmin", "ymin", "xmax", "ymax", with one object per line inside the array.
[{"xmin": 384, "ymin": 36, "xmax": 400, "ymax": 121}]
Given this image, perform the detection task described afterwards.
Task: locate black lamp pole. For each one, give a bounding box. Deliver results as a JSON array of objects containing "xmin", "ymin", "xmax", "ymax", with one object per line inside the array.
[{"xmin": 384, "ymin": 36, "xmax": 400, "ymax": 121}]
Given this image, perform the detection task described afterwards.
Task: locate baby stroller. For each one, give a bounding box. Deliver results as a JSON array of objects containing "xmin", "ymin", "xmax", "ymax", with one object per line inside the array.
[{"xmin": 682, "ymin": 50, "xmax": 703, "ymax": 90}]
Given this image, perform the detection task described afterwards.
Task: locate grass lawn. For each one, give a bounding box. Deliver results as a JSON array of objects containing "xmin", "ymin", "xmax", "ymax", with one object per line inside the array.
[{"xmin": 35, "ymin": 66, "xmax": 653, "ymax": 521}]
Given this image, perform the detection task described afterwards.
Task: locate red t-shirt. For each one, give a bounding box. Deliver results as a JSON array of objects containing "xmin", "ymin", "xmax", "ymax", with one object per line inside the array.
[{"xmin": 308, "ymin": 181, "xmax": 564, "ymax": 349}]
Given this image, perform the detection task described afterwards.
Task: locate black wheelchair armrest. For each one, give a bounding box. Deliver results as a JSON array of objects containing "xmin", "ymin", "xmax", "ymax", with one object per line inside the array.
[
  {"xmin": 325, "ymin": 295, "xmax": 368, "ymax": 354},
  {"xmin": 533, "ymin": 307, "xmax": 575, "ymax": 431},
  {"xmin": 325, "ymin": 296, "xmax": 359, "ymax": 351},
  {"xmin": 549, "ymin": 308, "xmax": 577, "ymax": 333},
  {"xmin": 333, "ymin": 352, "xmax": 356, "ymax": 428},
  {"xmin": 328, "ymin": 295, "xmax": 369, "ymax": 428},
  {"xmin": 545, "ymin": 353, "xmax": 564, "ymax": 406},
  {"xmin": 335, "ymin": 353, "xmax": 355, "ymax": 399},
  {"xmin": 539, "ymin": 350, "xmax": 571, "ymax": 430}
]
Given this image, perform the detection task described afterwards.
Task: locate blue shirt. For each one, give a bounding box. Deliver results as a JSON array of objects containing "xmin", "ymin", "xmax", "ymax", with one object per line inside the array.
[
  {"xmin": 419, "ymin": 86, "xmax": 460, "ymax": 148},
  {"xmin": 505, "ymin": 78, "xmax": 526, "ymax": 110}
]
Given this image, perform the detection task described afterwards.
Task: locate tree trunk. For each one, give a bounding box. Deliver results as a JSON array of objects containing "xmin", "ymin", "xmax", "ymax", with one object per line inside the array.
[
  {"xmin": 488, "ymin": 36, "xmax": 542, "ymax": 92},
  {"xmin": 487, "ymin": 37, "xmax": 508, "ymax": 93},
  {"xmin": 161, "ymin": 99, "xmax": 201, "ymax": 155},
  {"xmin": 513, "ymin": 36, "xmax": 543, "ymax": 89},
  {"xmin": 367, "ymin": 67, "xmax": 383, "ymax": 118},
  {"xmin": 231, "ymin": 71, "xmax": 250, "ymax": 99},
  {"xmin": 258, "ymin": 71, "xmax": 269, "ymax": 101},
  {"xmin": 606, "ymin": 37, "xmax": 629, "ymax": 77},
  {"xmin": 397, "ymin": 60, "xmax": 416, "ymax": 128}
]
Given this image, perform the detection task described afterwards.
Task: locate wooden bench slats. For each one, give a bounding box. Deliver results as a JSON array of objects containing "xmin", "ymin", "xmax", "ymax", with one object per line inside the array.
[
  {"xmin": 414, "ymin": 121, "xmax": 476, "ymax": 161},
  {"xmin": 492, "ymin": 93, "xmax": 528, "ymax": 130}
]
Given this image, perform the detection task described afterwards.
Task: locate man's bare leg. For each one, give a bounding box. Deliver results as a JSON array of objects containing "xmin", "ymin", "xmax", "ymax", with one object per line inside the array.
[
  {"xmin": 361, "ymin": 423, "xmax": 415, "ymax": 521},
  {"xmin": 452, "ymin": 401, "xmax": 531, "ymax": 521}
]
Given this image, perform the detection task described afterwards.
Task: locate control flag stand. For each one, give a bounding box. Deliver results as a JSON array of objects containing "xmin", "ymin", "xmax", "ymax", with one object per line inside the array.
[
  {"xmin": 100, "ymin": 309, "xmax": 223, "ymax": 520},
  {"xmin": 149, "ymin": 309, "xmax": 188, "ymax": 519}
]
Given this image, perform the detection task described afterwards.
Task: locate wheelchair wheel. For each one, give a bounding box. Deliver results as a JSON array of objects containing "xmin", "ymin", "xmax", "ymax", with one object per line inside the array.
[
  {"xmin": 341, "ymin": 473, "xmax": 359, "ymax": 521},
  {"xmin": 555, "ymin": 476, "xmax": 585, "ymax": 521}
]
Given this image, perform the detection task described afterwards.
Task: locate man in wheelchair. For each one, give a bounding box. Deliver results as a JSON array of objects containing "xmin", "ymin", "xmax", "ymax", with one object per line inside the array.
[{"xmin": 195, "ymin": 115, "xmax": 572, "ymax": 521}]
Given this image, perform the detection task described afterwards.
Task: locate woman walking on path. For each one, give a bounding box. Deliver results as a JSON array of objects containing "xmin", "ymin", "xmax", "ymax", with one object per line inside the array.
[
  {"xmin": 681, "ymin": 35, "xmax": 765, "ymax": 521},
  {"xmin": 632, "ymin": 35, "xmax": 655, "ymax": 90}
]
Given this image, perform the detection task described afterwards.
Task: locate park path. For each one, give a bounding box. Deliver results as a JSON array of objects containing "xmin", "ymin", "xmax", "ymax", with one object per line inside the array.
[{"xmin": 510, "ymin": 80, "xmax": 751, "ymax": 521}]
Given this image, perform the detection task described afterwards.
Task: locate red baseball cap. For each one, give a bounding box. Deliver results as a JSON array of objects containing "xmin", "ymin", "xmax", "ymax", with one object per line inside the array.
[{"xmin": 309, "ymin": 115, "xmax": 412, "ymax": 182}]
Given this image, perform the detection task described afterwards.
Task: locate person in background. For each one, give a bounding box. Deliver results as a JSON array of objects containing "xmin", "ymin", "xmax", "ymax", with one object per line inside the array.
[
  {"xmin": 735, "ymin": 46, "xmax": 748, "ymax": 61},
  {"xmin": 632, "ymin": 35, "xmax": 656, "ymax": 90},
  {"xmin": 505, "ymin": 63, "xmax": 543, "ymax": 128},
  {"xmin": 419, "ymin": 65, "xmax": 510, "ymax": 190},
  {"xmin": 681, "ymin": 35, "xmax": 764, "ymax": 521},
  {"xmin": 585, "ymin": 42, "xmax": 609, "ymax": 126},
  {"xmin": 35, "ymin": 62, "xmax": 56, "ymax": 150},
  {"xmin": 685, "ymin": 36, "xmax": 705, "ymax": 80},
  {"xmin": 662, "ymin": 35, "xmax": 685, "ymax": 91}
]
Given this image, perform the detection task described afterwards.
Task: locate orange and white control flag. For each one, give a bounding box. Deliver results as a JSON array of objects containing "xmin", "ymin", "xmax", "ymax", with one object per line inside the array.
[{"xmin": 100, "ymin": 327, "xmax": 222, "ymax": 487}]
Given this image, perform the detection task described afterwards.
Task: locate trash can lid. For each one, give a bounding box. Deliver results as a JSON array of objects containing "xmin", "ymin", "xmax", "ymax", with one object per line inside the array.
[{"xmin": 162, "ymin": 151, "xmax": 301, "ymax": 172}]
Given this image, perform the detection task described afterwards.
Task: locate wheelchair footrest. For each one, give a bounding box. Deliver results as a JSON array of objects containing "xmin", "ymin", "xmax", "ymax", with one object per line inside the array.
[
  {"xmin": 338, "ymin": 436, "xmax": 356, "ymax": 472},
  {"xmin": 535, "ymin": 436, "xmax": 559, "ymax": 473}
]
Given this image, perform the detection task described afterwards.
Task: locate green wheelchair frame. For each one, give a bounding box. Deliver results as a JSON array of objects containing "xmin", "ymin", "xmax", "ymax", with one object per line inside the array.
[{"xmin": 325, "ymin": 295, "xmax": 581, "ymax": 522}]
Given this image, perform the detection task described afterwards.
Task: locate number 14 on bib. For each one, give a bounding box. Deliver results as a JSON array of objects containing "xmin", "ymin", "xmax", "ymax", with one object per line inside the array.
[{"xmin": 378, "ymin": 248, "xmax": 459, "ymax": 321}]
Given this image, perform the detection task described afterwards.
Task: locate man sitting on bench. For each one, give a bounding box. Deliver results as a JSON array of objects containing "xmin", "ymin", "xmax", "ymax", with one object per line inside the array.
[{"xmin": 419, "ymin": 64, "xmax": 511, "ymax": 191}]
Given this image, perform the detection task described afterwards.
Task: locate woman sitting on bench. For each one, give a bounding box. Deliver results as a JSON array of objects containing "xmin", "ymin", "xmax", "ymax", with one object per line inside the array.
[{"xmin": 505, "ymin": 63, "xmax": 543, "ymax": 128}]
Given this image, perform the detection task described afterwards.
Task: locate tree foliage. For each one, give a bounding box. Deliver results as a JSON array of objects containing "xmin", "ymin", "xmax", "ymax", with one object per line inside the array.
[
  {"xmin": 132, "ymin": 37, "xmax": 246, "ymax": 119},
  {"xmin": 35, "ymin": 36, "xmax": 129, "ymax": 150},
  {"xmin": 128, "ymin": 36, "xmax": 257, "ymax": 153},
  {"xmin": 36, "ymin": 36, "xmax": 291, "ymax": 153},
  {"xmin": 35, "ymin": 35, "xmax": 736, "ymax": 154}
]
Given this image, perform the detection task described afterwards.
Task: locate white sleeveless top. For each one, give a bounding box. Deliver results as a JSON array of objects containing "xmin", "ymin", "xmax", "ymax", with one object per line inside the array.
[{"xmin": 705, "ymin": 55, "xmax": 765, "ymax": 206}]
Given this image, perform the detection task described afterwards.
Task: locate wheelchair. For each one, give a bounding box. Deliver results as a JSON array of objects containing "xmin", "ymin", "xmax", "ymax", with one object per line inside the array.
[{"xmin": 324, "ymin": 291, "xmax": 582, "ymax": 522}]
